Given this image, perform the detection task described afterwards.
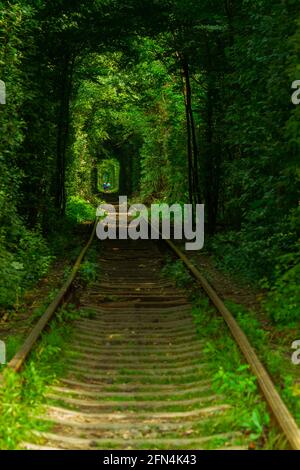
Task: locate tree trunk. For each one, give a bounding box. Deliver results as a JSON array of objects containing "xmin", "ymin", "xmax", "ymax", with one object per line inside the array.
[
  {"xmin": 55, "ymin": 52, "xmax": 74, "ymax": 214},
  {"xmin": 178, "ymin": 53, "xmax": 202, "ymax": 217}
]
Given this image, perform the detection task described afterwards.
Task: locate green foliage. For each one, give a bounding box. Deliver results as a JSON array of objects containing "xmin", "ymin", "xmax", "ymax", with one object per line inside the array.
[
  {"xmin": 66, "ymin": 196, "xmax": 95, "ymax": 223},
  {"xmin": 265, "ymin": 266, "xmax": 300, "ymax": 325},
  {"xmin": 222, "ymin": 300, "xmax": 300, "ymax": 425},
  {"xmin": 0, "ymin": 0, "xmax": 299, "ymax": 339},
  {"xmin": 264, "ymin": 245, "xmax": 300, "ymax": 324},
  {"xmin": 0, "ymin": 369, "xmax": 31, "ymax": 450},
  {"xmin": 213, "ymin": 365, "xmax": 257, "ymax": 399},
  {"xmin": 190, "ymin": 297, "xmax": 271, "ymax": 445},
  {"xmin": 80, "ymin": 260, "xmax": 98, "ymax": 284},
  {"xmin": 211, "ymin": 215, "xmax": 297, "ymax": 284},
  {"xmin": 135, "ymin": 42, "xmax": 187, "ymax": 203},
  {"xmin": 205, "ymin": 1, "xmax": 300, "ymax": 312},
  {"xmin": 0, "ymin": 305, "xmax": 87, "ymax": 449},
  {"xmin": 70, "ymin": 41, "xmax": 188, "ymax": 203},
  {"xmin": 161, "ymin": 258, "xmax": 192, "ymax": 287},
  {"xmin": 212, "ymin": 364, "xmax": 270, "ymax": 440},
  {"xmin": 163, "ymin": 256, "xmax": 270, "ymax": 441},
  {"xmin": 0, "ymin": 246, "xmax": 23, "ymax": 307},
  {"xmin": 225, "ymin": 301, "xmax": 268, "ymax": 348},
  {"xmin": 98, "ymin": 159, "xmax": 120, "ymax": 193},
  {"xmin": 18, "ymin": 229, "xmax": 52, "ymax": 282},
  {"xmin": 0, "ymin": 228, "xmax": 52, "ymax": 308},
  {"xmin": 165, "ymin": 255, "xmax": 300, "ymax": 442}
]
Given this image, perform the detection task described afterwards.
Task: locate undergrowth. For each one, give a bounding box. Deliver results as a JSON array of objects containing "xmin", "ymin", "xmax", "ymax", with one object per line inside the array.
[
  {"xmin": 66, "ymin": 196, "xmax": 96, "ymax": 224},
  {"xmin": 0, "ymin": 194, "xmax": 99, "ymax": 319},
  {"xmin": 0, "ymin": 305, "xmax": 91, "ymax": 450},
  {"xmin": 0, "ymin": 229, "xmax": 52, "ymax": 310},
  {"xmin": 210, "ymin": 230, "xmax": 300, "ymax": 326},
  {"xmin": 161, "ymin": 257, "xmax": 295, "ymax": 449}
]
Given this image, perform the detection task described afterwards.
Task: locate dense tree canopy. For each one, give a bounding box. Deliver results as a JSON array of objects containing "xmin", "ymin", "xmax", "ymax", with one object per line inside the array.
[{"xmin": 0, "ymin": 0, "xmax": 299, "ymax": 323}]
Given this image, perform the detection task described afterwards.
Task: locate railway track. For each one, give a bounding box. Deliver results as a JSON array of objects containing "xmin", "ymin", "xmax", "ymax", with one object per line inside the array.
[{"xmin": 2, "ymin": 201, "xmax": 300, "ymax": 450}]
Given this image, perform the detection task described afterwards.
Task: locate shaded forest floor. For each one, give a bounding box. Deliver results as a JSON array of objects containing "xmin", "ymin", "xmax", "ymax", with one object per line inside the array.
[
  {"xmin": 190, "ymin": 252, "xmax": 261, "ymax": 311},
  {"xmin": 0, "ymin": 222, "xmax": 94, "ymax": 362}
]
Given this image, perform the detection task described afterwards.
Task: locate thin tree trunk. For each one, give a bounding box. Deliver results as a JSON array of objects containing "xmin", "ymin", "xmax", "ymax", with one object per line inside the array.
[
  {"xmin": 178, "ymin": 52, "xmax": 201, "ymax": 218},
  {"xmin": 182, "ymin": 58, "xmax": 201, "ymax": 207},
  {"xmin": 56, "ymin": 52, "xmax": 74, "ymax": 214},
  {"xmin": 205, "ymin": 83, "xmax": 215, "ymax": 234},
  {"xmin": 204, "ymin": 38, "xmax": 222, "ymax": 235},
  {"xmin": 183, "ymin": 82, "xmax": 194, "ymax": 208}
]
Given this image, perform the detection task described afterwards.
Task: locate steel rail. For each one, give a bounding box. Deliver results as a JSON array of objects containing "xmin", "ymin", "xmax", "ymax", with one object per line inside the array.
[
  {"xmin": 1, "ymin": 211, "xmax": 300, "ymax": 450},
  {"xmin": 5, "ymin": 220, "xmax": 98, "ymax": 373},
  {"xmin": 165, "ymin": 239, "xmax": 300, "ymax": 451}
]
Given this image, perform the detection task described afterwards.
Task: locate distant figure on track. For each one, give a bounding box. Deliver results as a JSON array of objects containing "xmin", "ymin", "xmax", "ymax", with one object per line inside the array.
[{"xmin": 103, "ymin": 182, "xmax": 111, "ymax": 192}]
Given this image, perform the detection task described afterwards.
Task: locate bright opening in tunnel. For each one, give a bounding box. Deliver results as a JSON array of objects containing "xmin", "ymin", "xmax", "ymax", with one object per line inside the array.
[{"xmin": 97, "ymin": 158, "xmax": 120, "ymax": 194}]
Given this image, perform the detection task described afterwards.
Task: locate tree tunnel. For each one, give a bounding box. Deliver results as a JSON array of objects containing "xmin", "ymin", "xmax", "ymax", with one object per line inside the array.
[
  {"xmin": 11, "ymin": 1, "xmax": 225, "ymax": 224},
  {"xmin": 93, "ymin": 142, "xmax": 140, "ymax": 197},
  {"xmin": 97, "ymin": 158, "xmax": 120, "ymax": 194}
]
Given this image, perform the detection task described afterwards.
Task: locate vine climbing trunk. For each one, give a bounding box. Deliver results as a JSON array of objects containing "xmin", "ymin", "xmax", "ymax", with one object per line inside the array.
[
  {"xmin": 55, "ymin": 52, "xmax": 74, "ymax": 214},
  {"xmin": 179, "ymin": 54, "xmax": 201, "ymax": 218},
  {"xmin": 183, "ymin": 80, "xmax": 194, "ymax": 210},
  {"xmin": 204, "ymin": 82, "xmax": 216, "ymax": 235},
  {"xmin": 203, "ymin": 38, "xmax": 222, "ymax": 235}
]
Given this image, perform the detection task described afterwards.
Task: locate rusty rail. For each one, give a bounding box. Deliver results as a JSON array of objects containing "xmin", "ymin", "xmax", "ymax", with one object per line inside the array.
[
  {"xmin": 2, "ymin": 214, "xmax": 300, "ymax": 450},
  {"xmin": 165, "ymin": 239, "xmax": 300, "ymax": 451},
  {"xmin": 6, "ymin": 220, "xmax": 98, "ymax": 373}
]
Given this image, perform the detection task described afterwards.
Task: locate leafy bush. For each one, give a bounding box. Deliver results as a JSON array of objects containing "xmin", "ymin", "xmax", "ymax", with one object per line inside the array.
[
  {"xmin": 225, "ymin": 301, "xmax": 268, "ymax": 347},
  {"xmin": 66, "ymin": 196, "xmax": 95, "ymax": 223},
  {"xmin": 0, "ymin": 245, "xmax": 23, "ymax": 307},
  {"xmin": 211, "ymin": 206, "xmax": 300, "ymax": 325},
  {"xmin": 18, "ymin": 229, "xmax": 52, "ymax": 283},
  {"xmin": 264, "ymin": 247, "xmax": 300, "ymax": 324},
  {"xmin": 161, "ymin": 259, "xmax": 192, "ymax": 287},
  {"xmin": 0, "ymin": 228, "xmax": 52, "ymax": 309},
  {"xmin": 80, "ymin": 260, "xmax": 98, "ymax": 284},
  {"xmin": 211, "ymin": 221, "xmax": 295, "ymax": 285}
]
